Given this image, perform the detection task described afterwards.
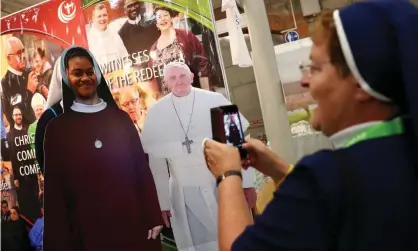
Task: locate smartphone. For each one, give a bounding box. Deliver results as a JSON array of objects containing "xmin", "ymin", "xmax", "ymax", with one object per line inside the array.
[{"xmin": 211, "ymin": 105, "xmax": 247, "ymax": 159}]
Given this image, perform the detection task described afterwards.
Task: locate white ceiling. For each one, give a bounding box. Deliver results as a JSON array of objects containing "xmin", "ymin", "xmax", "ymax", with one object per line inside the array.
[{"xmin": 1, "ymin": 0, "xmax": 224, "ymax": 17}]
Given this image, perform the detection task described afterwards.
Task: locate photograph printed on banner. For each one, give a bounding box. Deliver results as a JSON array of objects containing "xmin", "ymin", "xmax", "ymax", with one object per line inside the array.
[
  {"xmin": 83, "ymin": 0, "xmax": 226, "ymax": 134},
  {"xmin": 1, "ymin": 33, "xmax": 63, "ymax": 225}
]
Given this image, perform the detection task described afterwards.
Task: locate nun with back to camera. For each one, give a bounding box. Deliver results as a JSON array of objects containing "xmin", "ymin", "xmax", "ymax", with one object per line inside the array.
[{"xmin": 203, "ymin": 1, "xmax": 418, "ymax": 250}]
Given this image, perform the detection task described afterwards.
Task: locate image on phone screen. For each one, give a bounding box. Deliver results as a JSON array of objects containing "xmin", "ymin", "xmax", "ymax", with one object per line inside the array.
[{"xmin": 223, "ymin": 112, "xmax": 244, "ymax": 147}]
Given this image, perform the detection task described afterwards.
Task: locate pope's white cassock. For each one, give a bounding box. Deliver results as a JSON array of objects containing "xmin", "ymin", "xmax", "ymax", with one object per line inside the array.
[
  {"xmin": 141, "ymin": 87, "xmax": 254, "ymax": 251},
  {"xmin": 87, "ymin": 26, "xmax": 129, "ymax": 68}
]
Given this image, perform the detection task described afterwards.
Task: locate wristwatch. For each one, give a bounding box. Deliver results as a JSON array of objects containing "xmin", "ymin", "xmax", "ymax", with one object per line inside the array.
[{"xmin": 216, "ymin": 170, "xmax": 242, "ymax": 187}]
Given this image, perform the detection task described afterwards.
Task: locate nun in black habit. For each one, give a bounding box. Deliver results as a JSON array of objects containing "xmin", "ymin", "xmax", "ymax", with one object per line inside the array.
[{"xmin": 43, "ymin": 46, "xmax": 163, "ymax": 251}]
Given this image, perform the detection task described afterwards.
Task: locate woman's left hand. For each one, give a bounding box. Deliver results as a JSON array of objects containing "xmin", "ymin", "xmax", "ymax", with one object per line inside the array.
[{"xmin": 203, "ymin": 138, "xmax": 242, "ymax": 177}]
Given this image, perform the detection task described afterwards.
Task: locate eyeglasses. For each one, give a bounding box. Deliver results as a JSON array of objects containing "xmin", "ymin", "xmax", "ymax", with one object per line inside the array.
[
  {"xmin": 299, "ymin": 60, "xmax": 331, "ymax": 77},
  {"xmin": 299, "ymin": 61, "xmax": 311, "ymax": 73},
  {"xmin": 8, "ymin": 49, "xmax": 25, "ymax": 57},
  {"xmin": 121, "ymin": 98, "xmax": 139, "ymax": 108}
]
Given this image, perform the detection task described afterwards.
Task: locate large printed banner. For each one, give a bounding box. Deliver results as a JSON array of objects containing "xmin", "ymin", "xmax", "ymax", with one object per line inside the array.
[
  {"xmin": 0, "ymin": 0, "xmax": 86, "ymax": 229},
  {"xmin": 82, "ymin": 0, "xmax": 225, "ymax": 133}
]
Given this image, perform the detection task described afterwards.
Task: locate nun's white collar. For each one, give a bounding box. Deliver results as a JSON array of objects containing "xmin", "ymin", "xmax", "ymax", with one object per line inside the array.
[{"xmin": 71, "ymin": 99, "xmax": 107, "ymax": 113}]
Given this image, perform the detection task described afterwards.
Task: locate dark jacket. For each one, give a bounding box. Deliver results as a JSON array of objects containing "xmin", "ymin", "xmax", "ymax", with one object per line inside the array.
[
  {"xmin": 232, "ymin": 135, "xmax": 418, "ymax": 251},
  {"xmin": 2, "ymin": 219, "xmax": 34, "ymax": 251},
  {"xmin": 35, "ymin": 102, "xmax": 63, "ymax": 174}
]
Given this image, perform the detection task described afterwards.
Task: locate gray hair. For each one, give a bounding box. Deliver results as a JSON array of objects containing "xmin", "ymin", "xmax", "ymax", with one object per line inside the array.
[
  {"xmin": 163, "ymin": 61, "xmax": 191, "ymax": 77},
  {"xmin": 4, "ymin": 37, "xmax": 23, "ymax": 56}
]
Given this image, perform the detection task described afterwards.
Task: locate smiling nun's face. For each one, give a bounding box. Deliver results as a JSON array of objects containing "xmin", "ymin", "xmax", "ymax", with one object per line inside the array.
[{"xmin": 67, "ymin": 56, "xmax": 98, "ymax": 100}]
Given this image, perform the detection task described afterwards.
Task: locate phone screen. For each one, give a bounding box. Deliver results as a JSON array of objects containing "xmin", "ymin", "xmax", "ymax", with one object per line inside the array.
[
  {"xmin": 223, "ymin": 112, "xmax": 245, "ymax": 147},
  {"xmin": 211, "ymin": 105, "xmax": 247, "ymax": 159}
]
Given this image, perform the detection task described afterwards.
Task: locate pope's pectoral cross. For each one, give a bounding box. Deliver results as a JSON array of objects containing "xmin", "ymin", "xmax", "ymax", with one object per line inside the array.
[{"xmin": 182, "ymin": 136, "xmax": 194, "ymax": 154}]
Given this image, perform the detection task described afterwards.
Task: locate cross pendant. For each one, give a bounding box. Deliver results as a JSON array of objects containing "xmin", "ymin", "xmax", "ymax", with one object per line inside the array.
[{"xmin": 182, "ymin": 136, "xmax": 194, "ymax": 154}]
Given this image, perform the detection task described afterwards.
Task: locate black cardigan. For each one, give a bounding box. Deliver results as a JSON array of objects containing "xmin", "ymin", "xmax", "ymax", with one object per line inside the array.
[{"xmin": 35, "ymin": 102, "xmax": 63, "ymax": 174}]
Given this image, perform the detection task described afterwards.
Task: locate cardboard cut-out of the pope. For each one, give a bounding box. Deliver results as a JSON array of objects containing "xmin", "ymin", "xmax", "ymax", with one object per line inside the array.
[{"xmin": 141, "ymin": 61, "xmax": 256, "ymax": 251}]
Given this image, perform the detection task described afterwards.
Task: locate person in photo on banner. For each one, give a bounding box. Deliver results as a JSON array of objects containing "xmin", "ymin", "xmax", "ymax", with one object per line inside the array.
[
  {"xmin": 1, "ymin": 166, "xmax": 17, "ymax": 209},
  {"xmin": 1, "ymin": 200, "xmax": 11, "ymax": 222},
  {"xmin": 87, "ymin": 3, "xmax": 129, "ymax": 67},
  {"xmin": 1, "ymin": 36, "xmax": 37, "ymax": 128},
  {"xmin": 1, "ymin": 205, "xmax": 33, "ymax": 251},
  {"xmin": 118, "ymin": 0, "xmax": 160, "ymax": 56},
  {"xmin": 34, "ymin": 58, "xmax": 64, "ymax": 175},
  {"xmin": 31, "ymin": 47, "xmax": 53, "ymax": 97},
  {"xmin": 6, "ymin": 105, "xmax": 41, "ymax": 223},
  {"xmin": 31, "ymin": 97, "xmax": 46, "ymax": 200},
  {"xmin": 202, "ymin": 1, "xmax": 418, "ymax": 250},
  {"xmin": 28, "ymin": 93, "xmax": 46, "ymax": 151},
  {"xmin": 29, "ymin": 194, "xmax": 44, "ymax": 251},
  {"xmin": 1, "ymin": 103, "xmax": 11, "ymax": 161},
  {"xmin": 149, "ymin": 6, "xmax": 211, "ymax": 94},
  {"xmin": 117, "ymin": 86, "xmax": 147, "ymax": 134},
  {"xmin": 43, "ymin": 46, "xmax": 163, "ymax": 251},
  {"xmin": 141, "ymin": 61, "xmax": 256, "ymax": 251}
]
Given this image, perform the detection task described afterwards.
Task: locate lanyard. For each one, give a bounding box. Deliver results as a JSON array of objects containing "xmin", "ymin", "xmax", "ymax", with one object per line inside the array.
[{"xmin": 343, "ymin": 117, "xmax": 404, "ymax": 148}]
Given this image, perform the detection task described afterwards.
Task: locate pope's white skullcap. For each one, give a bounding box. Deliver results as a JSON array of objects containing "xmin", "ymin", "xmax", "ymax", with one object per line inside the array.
[
  {"xmin": 163, "ymin": 61, "xmax": 191, "ymax": 76},
  {"xmin": 31, "ymin": 93, "xmax": 46, "ymax": 109}
]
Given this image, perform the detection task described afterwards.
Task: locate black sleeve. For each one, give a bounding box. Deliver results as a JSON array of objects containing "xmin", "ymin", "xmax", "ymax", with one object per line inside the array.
[
  {"xmin": 1, "ymin": 138, "xmax": 10, "ymax": 161},
  {"xmin": 35, "ymin": 108, "xmax": 58, "ymax": 175},
  {"xmin": 1, "ymin": 90, "xmax": 12, "ymax": 127},
  {"xmin": 22, "ymin": 89, "xmax": 35, "ymax": 123}
]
